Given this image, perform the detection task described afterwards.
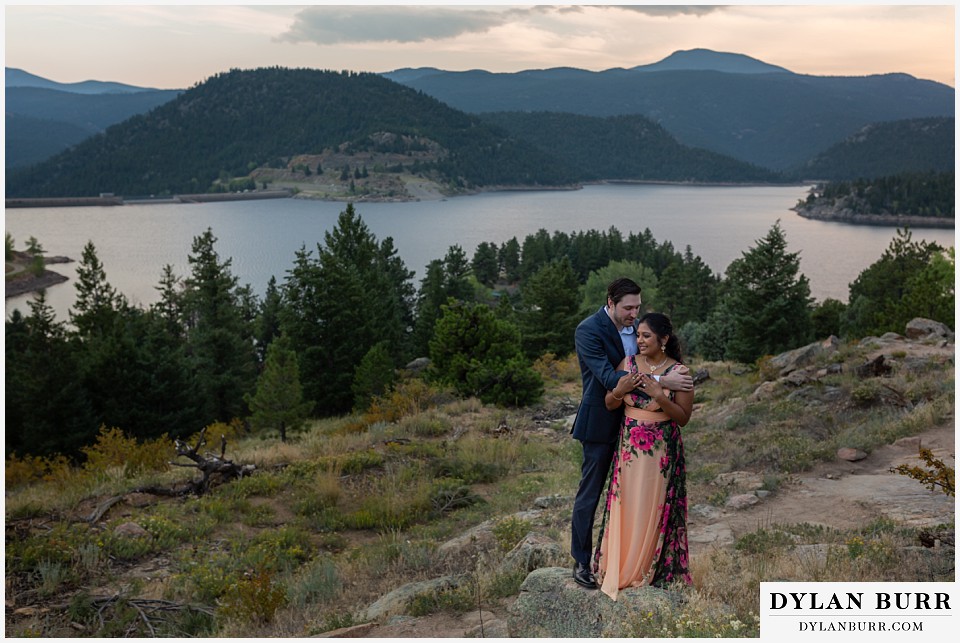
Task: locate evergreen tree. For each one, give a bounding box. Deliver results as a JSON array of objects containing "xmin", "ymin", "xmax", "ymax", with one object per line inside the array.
[
  {"xmin": 245, "ymin": 334, "xmax": 313, "ymax": 442},
  {"xmin": 254, "ymin": 276, "xmax": 284, "ymax": 366},
  {"xmin": 843, "ymin": 229, "xmax": 946, "ymax": 336},
  {"xmin": 70, "ymin": 240, "xmax": 125, "ymax": 339},
  {"xmin": 280, "ymin": 204, "xmax": 414, "ymax": 415},
  {"xmin": 499, "ymin": 237, "xmax": 521, "ymax": 283},
  {"xmin": 899, "ymin": 247, "xmax": 954, "ymax": 329},
  {"xmin": 428, "ymin": 300, "xmax": 542, "ymax": 406},
  {"xmin": 5, "ymin": 293, "xmax": 96, "ymax": 456},
  {"xmin": 723, "ymin": 221, "xmax": 813, "ymax": 362},
  {"xmin": 519, "ymin": 229, "xmax": 553, "ymax": 280},
  {"xmin": 351, "ymin": 341, "xmax": 395, "ymax": 410},
  {"xmin": 412, "ymin": 260, "xmax": 448, "ymax": 358},
  {"xmin": 182, "ymin": 228, "xmax": 258, "ymax": 423},
  {"xmin": 520, "ymin": 257, "xmax": 581, "ymax": 358},
  {"xmin": 442, "ymin": 245, "xmax": 474, "ymax": 302},
  {"xmin": 472, "ymin": 241, "xmax": 500, "ymax": 286},
  {"xmin": 657, "ymin": 245, "xmax": 720, "ymax": 329},
  {"xmin": 811, "ymin": 298, "xmax": 847, "ymax": 340}
]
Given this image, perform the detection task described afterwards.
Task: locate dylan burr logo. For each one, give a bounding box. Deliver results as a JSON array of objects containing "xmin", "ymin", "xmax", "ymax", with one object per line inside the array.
[{"xmin": 760, "ymin": 582, "xmax": 954, "ymax": 639}]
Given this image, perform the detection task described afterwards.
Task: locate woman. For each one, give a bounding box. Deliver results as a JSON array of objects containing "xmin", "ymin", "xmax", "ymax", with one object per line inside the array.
[{"xmin": 592, "ymin": 312, "xmax": 693, "ymax": 600}]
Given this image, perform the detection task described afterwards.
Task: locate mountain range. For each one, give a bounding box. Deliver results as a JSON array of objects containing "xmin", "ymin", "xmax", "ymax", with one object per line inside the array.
[
  {"xmin": 383, "ymin": 50, "xmax": 954, "ymax": 171},
  {"xmin": 4, "ymin": 50, "xmax": 954, "ymax": 196}
]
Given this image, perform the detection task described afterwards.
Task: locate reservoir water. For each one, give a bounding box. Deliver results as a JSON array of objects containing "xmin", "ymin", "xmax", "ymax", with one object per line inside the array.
[{"xmin": 5, "ymin": 184, "xmax": 955, "ymax": 321}]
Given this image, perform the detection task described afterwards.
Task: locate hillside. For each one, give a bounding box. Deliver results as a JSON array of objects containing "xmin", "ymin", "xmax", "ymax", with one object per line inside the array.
[
  {"xmin": 4, "ymin": 86, "xmax": 184, "ymax": 169},
  {"xmin": 4, "ymin": 327, "xmax": 954, "ymax": 637},
  {"xmin": 5, "ymin": 68, "xmax": 577, "ymax": 198},
  {"xmin": 479, "ymin": 111, "xmax": 784, "ymax": 183},
  {"xmin": 384, "ymin": 50, "xmax": 954, "ymax": 171},
  {"xmin": 790, "ymin": 117, "xmax": 955, "ymax": 181}
]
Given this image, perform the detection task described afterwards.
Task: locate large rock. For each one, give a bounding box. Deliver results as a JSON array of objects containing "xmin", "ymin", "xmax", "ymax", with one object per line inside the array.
[
  {"xmin": 767, "ymin": 336, "xmax": 839, "ymax": 377},
  {"xmin": 365, "ymin": 575, "xmax": 468, "ymax": 622},
  {"xmin": 499, "ymin": 533, "xmax": 564, "ymax": 573},
  {"xmin": 905, "ymin": 318, "xmax": 953, "ymax": 341},
  {"xmin": 507, "ymin": 567, "xmax": 687, "ymax": 637}
]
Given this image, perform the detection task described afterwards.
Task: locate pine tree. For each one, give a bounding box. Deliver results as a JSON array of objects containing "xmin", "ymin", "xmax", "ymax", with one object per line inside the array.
[
  {"xmin": 723, "ymin": 221, "xmax": 813, "ymax": 362},
  {"xmin": 71, "ymin": 240, "xmax": 125, "ymax": 339},
  {"xmin": 499, "ymin": 237, "xmax": 521, "ymax": 283},
  {"xmin": 844, "ymin": 228, "xmax": 946, "ymax": 336},
  {"xmin": 471, "ymin": 241, "xmax": 500, "ymax": 286},
  {"xmin": 245, "ymin": 335, "xmax": 313, "ymax": 442},
  {"xmin": 520, "ymin": 257, "xmax": 581, "ymax": 358},
  {"xmin": 280, "ymin": 204, "xmax": 414, "ymax": 415},
  {"xmin": 182, "ymin": 228, "xmax": 258, "ymax": 423}
]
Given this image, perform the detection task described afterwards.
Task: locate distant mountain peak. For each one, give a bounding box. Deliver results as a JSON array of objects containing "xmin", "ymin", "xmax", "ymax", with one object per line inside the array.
[{"xmin": 632, "ymin": 48, "xmax": 793, "ymax": 74}]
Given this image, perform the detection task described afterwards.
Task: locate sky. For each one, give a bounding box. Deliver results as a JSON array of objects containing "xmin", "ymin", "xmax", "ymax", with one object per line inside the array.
[{"xmin": 3, "ymin": 3, "xmax": 956, "ymax": 89}]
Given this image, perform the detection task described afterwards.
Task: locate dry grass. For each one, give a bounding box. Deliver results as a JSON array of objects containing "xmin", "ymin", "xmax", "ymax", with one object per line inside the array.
[{"xmin": 4, "ymin": 339, "xmax": 954, "ymax": 637}]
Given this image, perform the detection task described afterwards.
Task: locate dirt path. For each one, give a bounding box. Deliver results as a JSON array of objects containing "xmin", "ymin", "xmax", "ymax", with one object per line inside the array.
[{"xmin": 689, "ymin": 420, "xmax": 955, "ymax": 550}]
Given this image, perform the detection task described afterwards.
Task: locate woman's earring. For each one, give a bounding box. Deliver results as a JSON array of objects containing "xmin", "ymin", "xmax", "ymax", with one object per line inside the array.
[{"xmin": 661, "ymin": 344, "xmax": 666, "ymax": 353}]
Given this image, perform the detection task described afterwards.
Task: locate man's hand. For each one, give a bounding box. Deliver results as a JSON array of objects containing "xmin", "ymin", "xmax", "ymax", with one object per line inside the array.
[{"xmin": 660, "ymin": 364, "xmax": 693, "ymax": 391}]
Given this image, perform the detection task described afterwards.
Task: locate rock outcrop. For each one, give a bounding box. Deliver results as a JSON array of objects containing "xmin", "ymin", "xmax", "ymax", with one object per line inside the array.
[{"xmin": 507, "ymin": 567, "xmax": 717, "ymax": 637}]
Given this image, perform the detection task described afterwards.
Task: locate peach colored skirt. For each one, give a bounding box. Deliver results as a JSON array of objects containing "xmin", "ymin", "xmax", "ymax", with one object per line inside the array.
[{"xmin": 594, "ymin": 406, "xmax": 689, "ymax": 600}]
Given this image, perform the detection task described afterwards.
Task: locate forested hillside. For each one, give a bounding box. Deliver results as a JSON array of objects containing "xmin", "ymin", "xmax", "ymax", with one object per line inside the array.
[
  {"xmin": 4, "ymin": 87, "xmax": 183, "ymax": 169},
  {"xmin": 792, "ymin": 117, "xmax": 954, "ymax": 181},
  {"xmin": 479, "ymin": 111, "xmax": 784, "ymax": 183},
  {"xmin": 798, "ymin": 171, "xmax": 955, "ymax": 219},
  {"xmin": 5, "ymin": 68, "xmax": 576, "ymax": 198}
]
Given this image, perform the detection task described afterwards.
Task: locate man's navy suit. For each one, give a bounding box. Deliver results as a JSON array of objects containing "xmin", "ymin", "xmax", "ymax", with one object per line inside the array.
[{"xmin": 570, "ymin": 307, "xmax": 630, "ymax": 565}]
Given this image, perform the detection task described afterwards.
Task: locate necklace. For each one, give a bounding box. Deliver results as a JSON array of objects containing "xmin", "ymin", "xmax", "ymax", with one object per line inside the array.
[{"xmin": 642, "ymin": 354, "xmax": 668, "ymax": 373}]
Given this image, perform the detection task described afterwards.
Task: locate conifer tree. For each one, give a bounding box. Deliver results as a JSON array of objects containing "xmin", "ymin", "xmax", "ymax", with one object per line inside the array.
[
  {"xmin": 245, "ymin": 334, "xmax": 313, "ymax": 442},
  {"xmin": 520, "ymin": 257, "xmax": 581, "ymax": 358},
  {"xmin": 182, "ymin": 227, "xmax": 258, "ymax": 423},
  {"xmin": 723, "ymin": 221, "xmax": 813, "ymax": 362},
  {"xmin": 471, "ymin": 241, "xmax": 500, "ymax": 286}
]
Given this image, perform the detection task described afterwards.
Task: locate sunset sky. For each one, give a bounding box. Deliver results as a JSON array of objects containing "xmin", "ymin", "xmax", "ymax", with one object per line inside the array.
[{"xmin": 3, "ymin": 3, "xmax": 956, "ymax": 89}]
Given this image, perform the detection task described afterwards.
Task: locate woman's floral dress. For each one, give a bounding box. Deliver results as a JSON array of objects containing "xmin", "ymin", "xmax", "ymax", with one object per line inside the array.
[{"xmin": 592, "ymin": 358, "xmax": 691, "ymax": 600}]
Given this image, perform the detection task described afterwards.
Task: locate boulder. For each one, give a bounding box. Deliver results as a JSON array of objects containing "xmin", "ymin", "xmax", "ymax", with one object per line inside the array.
[
  {"xmin": 713, "ymin": 471, "xmax": 764, "ymax": 491},
  {"xmin": 404, "ymin": 357, "xmax": 431, "ymax": 373},
  {"xmin": 364, "ymin": 574, "xmax": 468, "ymax": 622},
  {"xmin": 768, "ymin": 336, "xmax": 839, "ymax": 376},
  {"xmin": 465, "ymin": 618, "xmax": 509, "ymax": 638},
  {"xmin": 750, "ymin": 381, "xmax": 778, "ymax": 401},
  {"xmin": 855, "ymin": 355, "xmax": 892, "ymax": 379},
  {"xmin": 905, "ymin": 318, "xmax": 954, "ymax": 341},
  {"xmin": 506, "ymin": 567, "xmax": 687, "ymax": 638},
  {"xmin": 499, "ymin": 533, "xmax": 564, "ymax": 573},
  {"xmin": 725, "ymin": 494, "xmax": 760, "ymax": 510},
  {"xmin": 837, "ymin": 447, "xmax": 868, "ymax": 462},
  {"xmin": 114, "ymin": 522, "xmax": 150, "ymax": 538},
  {"xmin": 533, "ymin": 494, "xmax": 573, "ymax": 509}
]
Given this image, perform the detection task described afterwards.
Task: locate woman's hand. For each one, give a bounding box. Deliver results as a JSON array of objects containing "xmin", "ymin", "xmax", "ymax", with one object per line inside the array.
[
  {"xmin": 613, "ymin": 371, "xmax": 642, "ymax": 398},
  {"xmin": 638, "ymin": 372, "xmax": 664, "ymax": 399}
]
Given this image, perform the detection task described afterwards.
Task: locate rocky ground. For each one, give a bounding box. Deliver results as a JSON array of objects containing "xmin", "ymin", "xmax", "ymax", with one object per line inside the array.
[{"xmin": 336, "ymin": 331, "xmax": 956, "ymax": 638}]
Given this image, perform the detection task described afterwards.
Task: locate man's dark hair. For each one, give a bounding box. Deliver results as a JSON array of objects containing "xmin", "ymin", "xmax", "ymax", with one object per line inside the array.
[{"xmin": 606, "ymin": 277, "xmax": 641, "ymax": 305}]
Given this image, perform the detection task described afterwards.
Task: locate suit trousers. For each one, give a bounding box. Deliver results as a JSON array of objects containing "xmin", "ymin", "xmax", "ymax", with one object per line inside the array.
[{"xmin": 570, "ymin": 438, "xmax": 617, "ymax": 565}]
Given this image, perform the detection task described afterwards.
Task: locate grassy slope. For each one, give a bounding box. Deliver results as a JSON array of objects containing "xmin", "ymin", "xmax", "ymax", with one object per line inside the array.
[{"xmin": 4, "ymin": 340, "xmax": 954, "ymax": 637}]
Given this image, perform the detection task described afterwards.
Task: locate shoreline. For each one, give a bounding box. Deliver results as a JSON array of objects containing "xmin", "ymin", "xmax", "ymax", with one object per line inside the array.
[
  {"xmin": 5, "ymin": 180, "xmax": 805, "ymax": 209},
  {"xmin": 5, "ymin": 269, "xmax": 70, "ymax": 299},
  {"xmin": 792, "ymin": 207, "xmax": 954, "ymax": 229}
]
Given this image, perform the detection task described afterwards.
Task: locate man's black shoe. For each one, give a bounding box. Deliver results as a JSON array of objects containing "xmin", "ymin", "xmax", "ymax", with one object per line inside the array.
[{"xmin": 573, "ymin": 562, "xmax": 597, "ymax": 589}]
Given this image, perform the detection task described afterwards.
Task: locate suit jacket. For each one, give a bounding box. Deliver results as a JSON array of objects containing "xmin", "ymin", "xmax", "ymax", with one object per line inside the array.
[{"xmin": 571, "ymin": 308, "xmax": 629, "ymax": 443}]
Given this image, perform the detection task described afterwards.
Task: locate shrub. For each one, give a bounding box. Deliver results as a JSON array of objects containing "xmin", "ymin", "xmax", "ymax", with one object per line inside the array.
[
  {"xmin": 5, "ymin": 452, "xmax": 72, "ymax": 488},
  {"xmin": 492, "ymin": 516, "xmax": 532, "ymax": 552},
  {"xmin": 81, "ymin": 426, "xmax": 170, "ymax": 477},
  {"xmin": 218, "ymin": 568, "xmax": 288, "ymax": 624},
  {"xmin": 364, "ymin": 378, "xmax": 443, "ymax": 424}
]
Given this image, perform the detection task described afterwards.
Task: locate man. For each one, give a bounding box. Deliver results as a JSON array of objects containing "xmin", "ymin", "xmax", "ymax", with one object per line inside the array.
[{"xmin": 570, "ymin": 277, "xmax": 692, "ymax": 589}]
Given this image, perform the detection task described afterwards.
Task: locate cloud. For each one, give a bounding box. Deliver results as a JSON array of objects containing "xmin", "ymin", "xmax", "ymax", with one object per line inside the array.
[
  {"xmin": 605, "ymin": 5, "xmax": 725, "ymax": 17},
  {"xmin": 278, "ymin": 6, "xmax": 512, "ymax": 45}
]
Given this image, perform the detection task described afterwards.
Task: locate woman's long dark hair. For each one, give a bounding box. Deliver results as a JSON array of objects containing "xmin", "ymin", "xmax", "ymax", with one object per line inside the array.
[{"xmin": 638, "ymin": 312, "xmax": 682, "ymax": 364}]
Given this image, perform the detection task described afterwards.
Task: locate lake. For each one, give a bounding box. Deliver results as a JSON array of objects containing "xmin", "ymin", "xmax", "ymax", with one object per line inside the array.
[{"xmin": 4, "ymin": 184, "xmax": 955, "ymax": 321}]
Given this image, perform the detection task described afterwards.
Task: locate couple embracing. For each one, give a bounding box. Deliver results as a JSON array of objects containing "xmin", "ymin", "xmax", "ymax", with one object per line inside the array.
[{"xmin": 570, "ymin": 277, "xmax": 694, "ymax": 600}]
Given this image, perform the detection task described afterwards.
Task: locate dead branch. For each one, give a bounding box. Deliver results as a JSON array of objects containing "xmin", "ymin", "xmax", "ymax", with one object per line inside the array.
[
  {"xmin": 86, "ymin": 496, "xmax": 123, "ymax": 524},
  {"xmin": 137, "ymin": 427, "xmax": 255, "ymax": 497}
]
